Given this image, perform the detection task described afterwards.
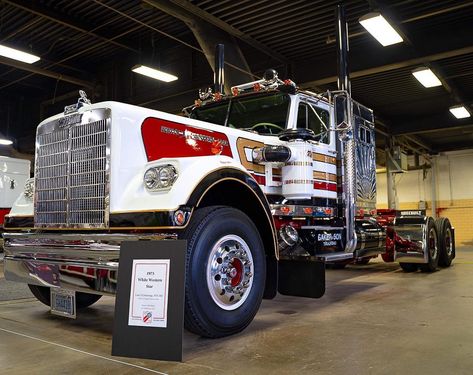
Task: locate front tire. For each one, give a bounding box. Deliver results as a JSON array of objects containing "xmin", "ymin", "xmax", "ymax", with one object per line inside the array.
[
  {"xmin": 28, "ymin": 285, "xmax": 102, "ymax": 308},
  {"xmin": 181, "ymin": 206, "xmax": 266, "ymax": 338}
]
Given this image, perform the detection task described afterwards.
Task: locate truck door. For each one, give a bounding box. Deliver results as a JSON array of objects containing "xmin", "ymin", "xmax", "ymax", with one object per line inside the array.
[{"xmin": 296, "ymin": 99, "xmax": 338, "ymax": 201}]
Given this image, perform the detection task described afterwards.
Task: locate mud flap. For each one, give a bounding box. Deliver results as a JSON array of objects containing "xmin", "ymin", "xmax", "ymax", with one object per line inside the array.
[{"xmin": 277, "ymin": 257, "xmax": 325, "ymax": 298}]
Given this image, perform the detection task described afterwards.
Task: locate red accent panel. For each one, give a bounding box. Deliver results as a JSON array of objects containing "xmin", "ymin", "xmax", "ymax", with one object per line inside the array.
[
  {"xmin": 141, "ymin": 118, "xmax": 233, "ymax": 161},
  {"xmin": 0, "ymin": 208, "xmax": 10, "ymax": 226},
  {"xmin": 313, "ymin": 181, "xmax": 337, "ymax": 192},
  {"xmin": 251, "ymin": 174, "xmax": 266, "ymax": 185}
]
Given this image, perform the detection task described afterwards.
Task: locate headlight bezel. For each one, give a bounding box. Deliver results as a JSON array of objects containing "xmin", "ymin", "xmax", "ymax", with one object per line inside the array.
[{"xmin": 143, "ymin": 164, "xmax": 178, "ymax": 191}]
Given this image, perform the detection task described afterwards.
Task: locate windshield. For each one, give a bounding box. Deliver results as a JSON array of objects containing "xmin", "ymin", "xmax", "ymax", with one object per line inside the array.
[{"xmin": 190, "ymin": 92, "xmax": 290, "ymax": 135}]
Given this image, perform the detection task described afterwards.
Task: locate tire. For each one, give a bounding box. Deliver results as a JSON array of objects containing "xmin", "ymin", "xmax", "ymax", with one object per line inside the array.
[
  {"xmin": 399, "ymin": 263, "xmax": 418, "ymax": 272},
  {"xmin": 435, "ymin": 217, "xmax": 455, "ymax": 267},
  {"xmin": 180, "ymin": 206, "xmax": 266, "ymax": 338},
  {"xmin": 28, "ymin": 285, "xmax": 102, "ymax": 308},
  {"xmin": 419, "ymin": 217, "xmax": 440, "ymax": 272}
]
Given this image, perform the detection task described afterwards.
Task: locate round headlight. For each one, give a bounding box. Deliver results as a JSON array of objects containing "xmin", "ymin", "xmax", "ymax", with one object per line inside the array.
[
  {"xmin": 144, "ymin": 168, "xmax": 159, "ymax": 190},
  {"xmin": 158, "ymin": 165, "xmax": 177, "ymax": 188}
]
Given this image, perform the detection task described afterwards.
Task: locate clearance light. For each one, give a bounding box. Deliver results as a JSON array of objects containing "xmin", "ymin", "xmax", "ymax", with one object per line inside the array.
[
  {"xmin": 132, "ymin": 65, "xmax": 178, "ymax": 82},
  {"xmin": 0, "ymin": 44, "xmax": 40, "ymax": 64},
  {"xmin": 0, "ymin": 138, "xmax": 13, "ymax": 145},
  {"xmin": 412, "ymin": 67, "xmax": 442, "ymax": 88},
  {"xmin": 359, "ymin": 12, "xmax": 403, "ymax": 46},
  {"xmin": 449, "ymin": 106, "xmax": 471, "ymax": 119}
]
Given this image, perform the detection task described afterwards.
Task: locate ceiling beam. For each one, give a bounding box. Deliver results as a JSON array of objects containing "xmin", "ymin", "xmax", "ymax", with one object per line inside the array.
[
  {"xmin": 2, "ymin": 0, "xmax": 139, "ymax": 53},
  {"xmin": 143, "ymin": 0, "xmax": 288, "ymax": 63},
  {"xmin": 0, "ymin": 57, "xmax": 95, "ymax": 89},
  {"xmin": 301, "ymin": 45, "xmax": 473, "ymax": 87}
]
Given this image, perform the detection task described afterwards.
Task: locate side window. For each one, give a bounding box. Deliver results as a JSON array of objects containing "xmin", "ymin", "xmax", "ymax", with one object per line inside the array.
[{"xmin": 297, "ymin": 102, "xmax": 330, "ymax": 144}]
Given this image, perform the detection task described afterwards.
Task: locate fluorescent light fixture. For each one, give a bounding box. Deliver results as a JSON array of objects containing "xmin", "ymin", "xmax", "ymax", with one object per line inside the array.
[
  {"xmin": 0, "ymin": 44, "xmax": 40, "ymax": 64},
  {"xmin": 132, "ymin": 65, "xmax": 178, "ymax": 82},
  {"xmin": 412, "ymin": 67, "xmax": 442, "ymax": 88},
  {"xmin": 359, "ymin": 12, "xmax": 403, "ymax": 46},
  {"xmin": 449, "ymin": 105, "xmax": 471, "ymax": 119},
  {"xmin": 0, "ymin": 138, "xmax": 13, "ymax": 145}
]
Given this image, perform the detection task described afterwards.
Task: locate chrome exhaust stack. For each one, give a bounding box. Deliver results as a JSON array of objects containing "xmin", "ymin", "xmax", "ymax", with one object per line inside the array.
[{"xmin": 335, "ymin": 4, "xmax": 357, "ymax": 253}]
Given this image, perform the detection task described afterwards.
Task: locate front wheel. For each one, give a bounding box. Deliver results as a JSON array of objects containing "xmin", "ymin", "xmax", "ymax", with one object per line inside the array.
[
  {"xmin": 181, "ymin": 206, "xmax": 266, "ymax": 338},
  {"xmin": 28, "ymin": 285, "xmax": 102, "ymax": 308}
]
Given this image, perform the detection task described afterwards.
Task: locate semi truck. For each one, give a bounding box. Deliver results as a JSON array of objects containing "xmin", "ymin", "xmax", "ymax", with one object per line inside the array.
[{"xmin": 2, "ymin": 6, "xmax": 454, "ymax": 338}]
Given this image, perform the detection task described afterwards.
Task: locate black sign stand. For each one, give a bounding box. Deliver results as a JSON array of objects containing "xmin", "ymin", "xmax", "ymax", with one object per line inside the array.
[{"xmin": 112, "ymin": 240, "xmax": 186, "ymax": 362}]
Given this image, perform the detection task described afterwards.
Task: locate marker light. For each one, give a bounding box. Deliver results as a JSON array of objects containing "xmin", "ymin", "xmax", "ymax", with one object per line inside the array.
[
  {"xmin": 359, "ymin": 12, "xmax": 403, "ymax": 46},
  {"xmin": 132, "ymin": 65, "xmax": 178, "ymax": 82},
  {"xmin": 449, "ymin": 106, "xmax": 471, "ymax": 119},
  {"xmin": 412, "ymin": 67, "xmax": 442, "ymax": 88},
  {"xmin": 0, "ymin": 44, "xmax": 40, "ymax": 64}
]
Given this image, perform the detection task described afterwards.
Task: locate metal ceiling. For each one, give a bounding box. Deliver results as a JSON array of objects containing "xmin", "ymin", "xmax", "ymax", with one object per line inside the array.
[{"xmin": 0, "ymin": 0, "xmax": 472, "ymax": 155}]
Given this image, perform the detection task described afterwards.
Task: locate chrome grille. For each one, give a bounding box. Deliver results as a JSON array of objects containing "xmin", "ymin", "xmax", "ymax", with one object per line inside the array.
[{"xmin": 34, "ymin": 109, "xmax": 110, "ymax": 228}]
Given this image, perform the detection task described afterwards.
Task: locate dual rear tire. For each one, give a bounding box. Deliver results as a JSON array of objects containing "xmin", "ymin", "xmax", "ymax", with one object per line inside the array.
[{"xmin": 400, "ymin": 217, "xmax": 454, "ymax": 273}]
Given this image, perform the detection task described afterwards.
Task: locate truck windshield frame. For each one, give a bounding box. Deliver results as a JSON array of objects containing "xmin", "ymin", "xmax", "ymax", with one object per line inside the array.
[{"xmin": 190, "ymin": 92, "xmax": 290, "ymax": 135}]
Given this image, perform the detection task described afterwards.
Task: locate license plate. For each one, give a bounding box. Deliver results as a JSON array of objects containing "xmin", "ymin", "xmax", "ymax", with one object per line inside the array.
[{"xmin": 50, "ymin": 289, "xmax": 76, "ymax": 318}]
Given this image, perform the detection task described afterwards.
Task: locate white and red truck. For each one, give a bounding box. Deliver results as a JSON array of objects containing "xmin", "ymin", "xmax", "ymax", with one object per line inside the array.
[{"xmin": 2, "ymin": 6, "xmax": 454, "ymax": 338}]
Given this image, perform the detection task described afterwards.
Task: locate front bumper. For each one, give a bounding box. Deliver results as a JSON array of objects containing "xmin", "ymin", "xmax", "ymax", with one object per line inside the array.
[{"xmin": 3, "ymin": 232, "xmax": 175, "ymax": 295}]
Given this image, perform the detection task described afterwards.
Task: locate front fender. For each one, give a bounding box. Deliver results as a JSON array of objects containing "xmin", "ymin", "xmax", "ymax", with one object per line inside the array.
[{"xmin": 111, "ymin": 155, "xmax": 252, "ymax": 213}]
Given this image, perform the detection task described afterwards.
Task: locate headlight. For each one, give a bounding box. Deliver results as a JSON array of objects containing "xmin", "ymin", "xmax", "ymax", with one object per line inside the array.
[
  {"xmin": 144, "ymin": 165, "xmax": 178, "ymax": 191},
  {"xmin": 24, "ymin": 178, "xmax": 34, "ymax": 200}
]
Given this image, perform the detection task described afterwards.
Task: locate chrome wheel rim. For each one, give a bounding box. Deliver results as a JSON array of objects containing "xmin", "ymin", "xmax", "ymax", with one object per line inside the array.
[
  {"xmin": 445, "ymin": 227, "xmax": 453, "ymax": 257},
  {"xmin": 206, "ymin": 234, "xmax": 254, "ymax": 311},
  {"xmin": 428, "ymin": 227, "xmax": 438, "ymax": 260}
]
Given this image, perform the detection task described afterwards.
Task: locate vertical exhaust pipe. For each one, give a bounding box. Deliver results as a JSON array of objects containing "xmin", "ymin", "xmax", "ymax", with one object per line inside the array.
[
  {"xmin": 336, "ymin": 4, "xmax": 350, "ymax": 94},
  {"xmin": 214, "ymin": 44, "xmax": 225, "ymax": 94},
  {"xmin": 336, "ymin": 4, "xmax": 357, "ymax": 253}
]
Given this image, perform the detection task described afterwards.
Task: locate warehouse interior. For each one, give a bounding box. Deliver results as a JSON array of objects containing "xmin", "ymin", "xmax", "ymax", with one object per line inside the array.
[{"xmin": 0, "ymin": 0, "xmax": 472, "ymax": 374}]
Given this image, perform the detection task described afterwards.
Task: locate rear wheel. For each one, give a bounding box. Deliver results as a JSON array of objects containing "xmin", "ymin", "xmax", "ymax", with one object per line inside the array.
[
  {"xmin": 399, "ymin": 263, "xmax": 418, "ymax": 272},
  {"xmin": 28, "ymin": 285, "xmax": 102, "ymax": 308},
  {"xmin": 436, "ymin": 218, "xmax": 455, "ymax": 267},
  {"xmin": 419, "ymin": 218, "xmax": 439, "ymax": 272},
  {"xmin": 180, "ymin": 206, "xmax": 266, "ymax": 338}
]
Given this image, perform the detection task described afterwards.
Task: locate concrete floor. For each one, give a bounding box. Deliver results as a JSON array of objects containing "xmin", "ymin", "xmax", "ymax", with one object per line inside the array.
[{"xmin": 1, "ymin": 248, "xmax": 473, "ymax": 375}]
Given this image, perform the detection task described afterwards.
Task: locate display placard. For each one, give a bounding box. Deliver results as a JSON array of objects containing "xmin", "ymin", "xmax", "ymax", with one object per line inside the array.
[{"xmin": 112, "ymin": 240, "xmax": 186, "ymax": 362}]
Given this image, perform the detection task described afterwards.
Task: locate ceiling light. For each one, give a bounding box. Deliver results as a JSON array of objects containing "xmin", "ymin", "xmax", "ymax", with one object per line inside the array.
[
  {"xmin": 0, "ymin": 138, "xmax": 13, "ymax": 145},
  {"xmin": 359, "ymin": 12, "xmax": 403, "ymax": 46},
  {"xmin": 412, "ymin": 67, "xmax": 442, "ymax": 88},
  {"xmin": 132, "ymin": 65, "xmax": 178, "ymax": 82},
  {"xmin": 449, "ymin": 106, "xmax": 471, "ymax": 119},
  {"xmin": 0, "ymin": 44, "xmax": 40, "ymax": 64}
]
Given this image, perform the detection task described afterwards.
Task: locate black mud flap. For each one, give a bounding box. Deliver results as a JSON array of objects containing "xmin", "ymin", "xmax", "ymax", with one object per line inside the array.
[{"xmin": 277, "ymin": 257, "xmax": 325, "ymax": 298}]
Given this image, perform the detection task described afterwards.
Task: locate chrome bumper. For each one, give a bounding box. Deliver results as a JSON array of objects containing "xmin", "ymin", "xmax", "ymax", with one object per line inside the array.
[{"xmin": 3, "ymin": 232, "xmax": 175, "ymax": 295}]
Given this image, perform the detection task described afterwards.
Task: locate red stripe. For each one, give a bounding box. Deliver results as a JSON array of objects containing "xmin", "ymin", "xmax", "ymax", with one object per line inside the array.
[
  {"xmin": 251, "ymin": 174, "xmax": 266, "ymax": 185},
  {"xmin": 314, "ymin": 181, "xmax": 337, "ymax": 192}
]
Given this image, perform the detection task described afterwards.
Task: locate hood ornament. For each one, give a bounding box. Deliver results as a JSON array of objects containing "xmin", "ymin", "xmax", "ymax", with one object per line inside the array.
[{"xmin": 64, "ymin": 90, "xmax": 92, "ymax": 115}]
